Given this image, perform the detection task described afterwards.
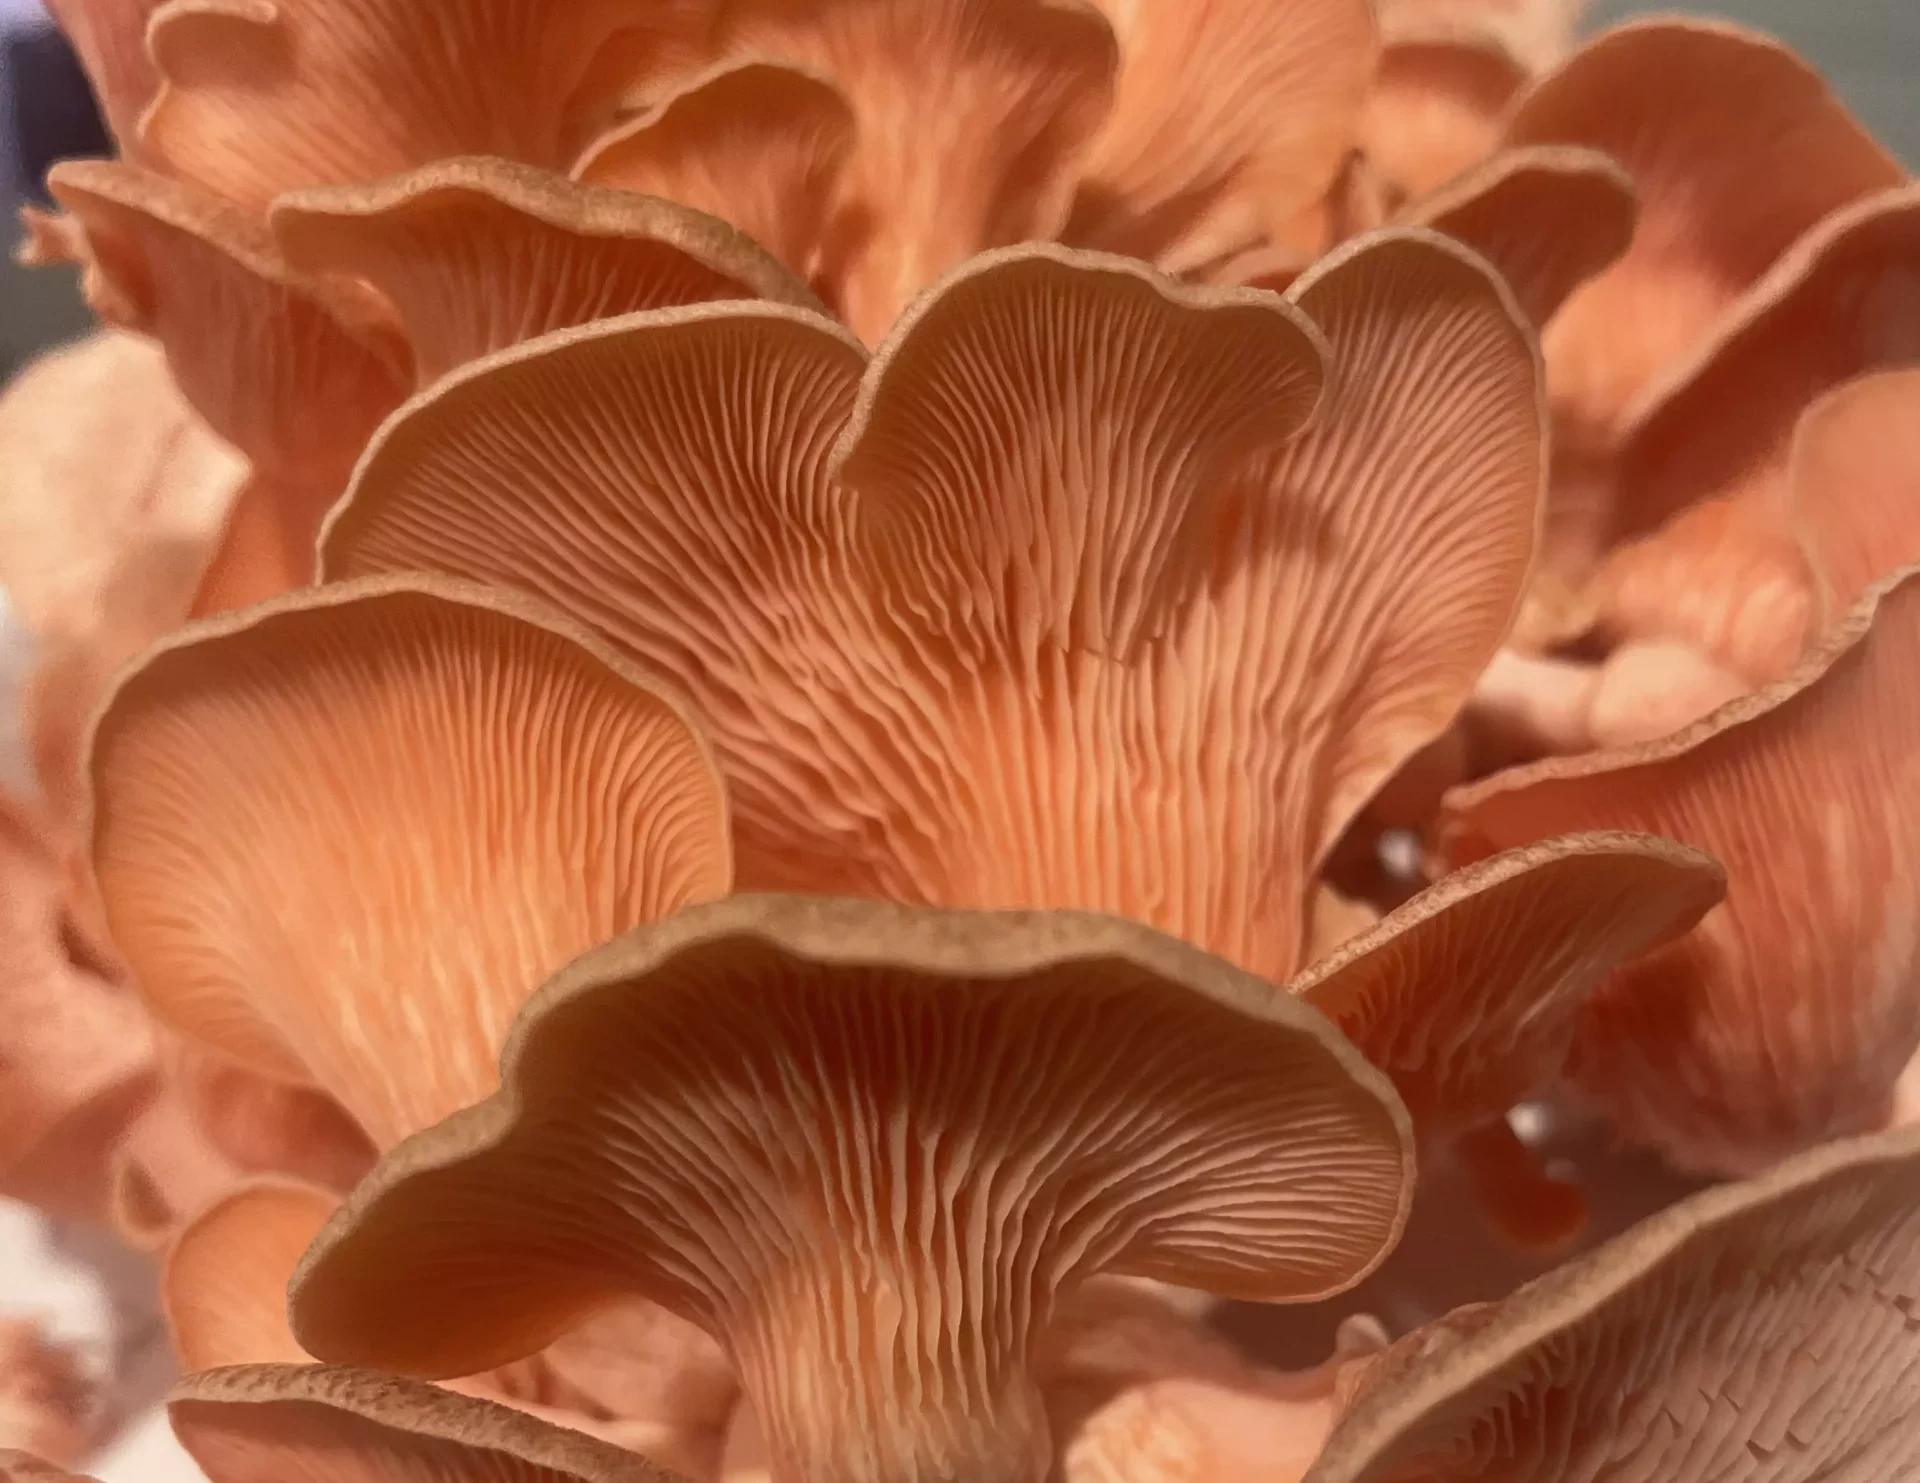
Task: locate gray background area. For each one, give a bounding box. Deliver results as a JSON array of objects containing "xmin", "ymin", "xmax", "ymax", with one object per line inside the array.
[{"xmin": 1, "ymin": 1, "xmax": 1917, "ymax": 377}]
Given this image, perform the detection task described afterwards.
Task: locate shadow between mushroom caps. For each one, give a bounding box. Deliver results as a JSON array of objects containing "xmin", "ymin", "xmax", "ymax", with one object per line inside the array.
[{"xmin": 288, "ymin": 895, "xmax": 1414, "ymax": 1483}]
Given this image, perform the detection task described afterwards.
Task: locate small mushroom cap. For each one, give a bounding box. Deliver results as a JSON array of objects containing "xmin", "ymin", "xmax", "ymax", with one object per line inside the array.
[
  {"xmin": 1789, "ymin": 367, "xmax": 1920, "ymax": 613},
  {"xmin": 88, "ymin": 574, "xmax": 732, "ymax": 1147},
  {"xmin": 1296, "ymin": 832, "xmax": 1725, "ymax": 1136},
  {"xmin": 270, "ymin": 156, "xmax": 822, "ymax": 387},
  {"xmin": 164, "ymin": 1182, "xmax": 337, "ymax": 1371},
  {"xmin": 1444, "ymin": 565, "xmax": 1920, "ymax": 1174},
  {"xmin": 1360, "ymin": 27, "xmax": 1528, "ymax": 201},
  {"xmin": 1394, "ymin": 145, "xmax": 1637, "ymax": 327},
  {"xmin": 1305, "ymin": 1120, "xmax": 1920, "ymax": 1482},
  {"xmin": 572, "ymin": 58, "xmax": 856, "ymax": 279},
  {"xmin": 0, "ymin": 1453, "xmax": 95, "ymax": 1483},
  {"xmin": 169, "ymin": 1364, "xmax": 689, "ymax": 1483},
  {"xmin": 0, "ymin": 1325, "xmax": 93, "ymax": 1468},
  {"xmin": 1067, "ymin": 0, "xmax": 1377, "ymax": 271}
]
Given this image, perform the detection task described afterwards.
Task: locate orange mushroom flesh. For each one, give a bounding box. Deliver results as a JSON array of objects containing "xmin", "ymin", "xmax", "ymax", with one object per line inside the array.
[
  {"xmin": 269, "ymin": 157, "xmax": 822, "ymax": 387},
  {"xmin": 1444, "ymin": 566, "xmax": 1920, "ymax": 1176},
  {"xmin": 1393, "ymin": 145, "xmax": 1637, "ymax": 328},
  {"xmin": 1360, "ymin": 28, "xmax": 1528, "ymax": 204},
  {"xmin": 1790, "ymin": 368, "xmax": 1920, "ymax": 614},
  {"xmin": 1303, "ymin": 1120, "xmax": 1920, "ymax": 1482},
  {"xmin": 1296, "ymin": 832, "xmax": 1725, "ymax": 1248},
  {"xmin": 164, "ymin": 1182, "xmax": 338, "ymax": 1372},
  {"xmin": 705, "ymin": 0, "xmax": 1118, "ymax": 342},
  {"xmin": 169, "ymin": 1365, "xmax": 688, "ymax": 1483},
  {"xmin": 1064, "ymin": 0, "xmax": 1378, "ymax": 273},
  {"xmin": 289, "ymin": 895, "xmax": 1413, "ymax": 1483},
  {"xmin": 0, "ymin": 1326, "xmax": 93, "ymax": 1468},
  {"xmin": 323, "ymin": 235, "xmax": 1539, "ymax": 984},
  {"xmin": 0, "ymin": 1452, "xmax": 93, "ymax": 1483},
  {"xmin": 137, "ymin": 0, "xmax": 706, "ymax": 211},
  {"xmin": 1504, "ymin": 18, "xmax": 1904, "ymax": 461},
  {"xmin": 87, "ymin": 574, "xmax": 732, "ymax": 1150},
  {"xmin": 571, "ymin": 58, "xmax": 857, "ymax": 281}
]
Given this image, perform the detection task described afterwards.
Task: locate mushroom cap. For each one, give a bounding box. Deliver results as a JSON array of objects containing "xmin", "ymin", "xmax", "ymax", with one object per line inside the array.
[
  {"xmin": 137, "ymin": 0, "xmax": 707, "ymax": 211},
  {"xmin": 287, "ymin": 893, "xmax": 1411, "ymax": 1378},
  {"xmin": 164, "ymin": 1181, "xmax": 337, "ymax": 1371},
  {"xmin": 1296, "ymin": 832, "xmax": 1725, "ymax": 1136},
  {"xmin": 87, "ymin": 573, "xmax": 731, "ymax": 1147},
  {"xmin": 1304, "ymin": 1120, "xmax": 1920, "ymax": 1482},
  {"xmin": 1360, "ymin": 25, "xmax": 1528, "ymax": 202},
  {"xmin": 1067, "ymin": 0, "xmax": 1378, "ymax": 271},
  {"xmin": 0, "ymin": 1453, "xmax": 94, "ymax": 1483},
  {"xmin": 1504, "ymin": 17, "xmax": 1902, "ymax": 451},
  {"xmin": 169, "ymin": 1365, "xmax": 688, "ymax": 1483},
  {"xmin": 1444, "ymin": 565, "xmax": 1920, "ymax": 1174},
  {"xmin": 1394, "ymin": 144, "xmax": 1637, "ymax": 328},
  {"xmin": 1789, "ymin": 367, "xmax": 1920, "ymax": 614},
  {"xmin": 269, "ymin": 156, "xmax": 822, "ymax": 387}
]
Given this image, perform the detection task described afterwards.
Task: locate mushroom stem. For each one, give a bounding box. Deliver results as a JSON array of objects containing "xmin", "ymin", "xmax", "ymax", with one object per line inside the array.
[{"xmin": 727, "ymin": 1259, "xmax": 1055, "ymax": 1483}]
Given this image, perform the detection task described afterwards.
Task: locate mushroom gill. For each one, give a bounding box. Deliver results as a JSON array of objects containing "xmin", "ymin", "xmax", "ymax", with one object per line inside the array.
[
  {"xmin": 288, "ymin": 895, "xmax": 1413, "ymax": 1483},
  {"xmin": 87, "ymin": 574, "xmax": 732, "ymax": 1147},
  {"xmin": 323, "ymin": 234, "xmax": 1539, "ymax": 983},
  {"xmin": 1445, "ymin": 566, "xmax": 1920, "ymax": 1175},
  {"xmin": 1305, "ymin": 1120, "xmax": 1920, "ymax": 1481}
]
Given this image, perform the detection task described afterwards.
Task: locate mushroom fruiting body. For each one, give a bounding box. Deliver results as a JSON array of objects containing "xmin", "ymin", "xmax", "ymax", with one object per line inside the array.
[{"xmin": 289, "ymin": 895, "xmax": 1414, "ymax": 1483}]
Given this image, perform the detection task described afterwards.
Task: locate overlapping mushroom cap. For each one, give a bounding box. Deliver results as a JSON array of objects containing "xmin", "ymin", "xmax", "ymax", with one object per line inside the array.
[
  {"xmin": 1446, "ymin": 567, "xmax": 1920, "ymax": 1175},
  {"xmin": 323, "ymin": 233, "xmax": 1542, "ymax": 984},
  {"xmin": 288, "ymin": 894, "xmax": 1414, "ymax": 1483},
  {"xmin": 87, "ymin": 573, "xmax": 731, "ymax": 1147},
  {"xmin": 1304, "ymin": 1120, "xmax": 1920, "ymax": 1482},
  {"xmin": 168, "ymin": 1365, "xmax": 689, "ymax": 1483}
]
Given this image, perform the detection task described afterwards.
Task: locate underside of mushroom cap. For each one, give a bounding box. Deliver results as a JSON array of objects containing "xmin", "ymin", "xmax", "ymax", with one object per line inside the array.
[
  {"xmin": 87, "ymin": 573, "xmax": 732, "ymax": 1147},
  {"xmin": 169, "ymin": 1364, "xmax": 689, "ymax": 1483},
  {"xmin": 1304, "ymin": 1120, "xmax": 1920, "ymax": 1482},
  {"xmin": 322, "ymin": 233, "xmax": 1539, "ymax": 984},
  {"xmin": 1444, "ymin": 566, "xmax": 1920, "ymax": 1175},
  {"xmin": 289, "ymin": 894, "xmax": 1411, "ymax": 1483}
]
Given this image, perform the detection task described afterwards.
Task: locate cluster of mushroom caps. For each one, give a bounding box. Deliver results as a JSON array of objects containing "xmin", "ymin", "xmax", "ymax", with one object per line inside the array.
[{"xmin": 1, "ymin": 0, "xmax": 1918, "ymax": 1479}]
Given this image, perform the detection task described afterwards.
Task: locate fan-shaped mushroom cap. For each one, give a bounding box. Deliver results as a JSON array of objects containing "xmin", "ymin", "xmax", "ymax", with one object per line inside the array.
[
  {"xmin": 88, "ymin": 574, "xmax": 731, "ymax": 1148},
  {"xmin": 289, "ymin": 895, "xmax": 1412, "ymax": 1483},
  {"xmin": 270, "ymin": 158, "xmax": 821, "ymax": 388},
  {"xmin": 572, "ymin": 59, "xmax": 856, "ymax": 280},
  {"xmin": 1444, "ymin": 566, "xmax": 1920, "ymax": 1175},
  {"xmin": 169, "ymin": 1365, "xmax": 689, "ymax": 1483},
  {"xmin": 1790, "ymin": 368, "xmax": 1920, "ymax": 613},
  {"xmin": 137, "ymin": 0, "xmax": 707, "ymax": 211},
  {"xmin": 1298, "ymin": 833, "xmax": 1723, "ymax": 1246},
  {"xmin": 1066, "ymin": 0, "xmax": 1376, "ymax": 272},
  {"xmin": 1304, "ymin": 1120, "xmax": 1920, "ymax": 1482},
  {"xmin": 704, "ymin": 0, "xmax": 1117, "ymax": 342},
  {"xmin": 1394, "ymin": 145, "xmax": 1637, "ymax": 328},
  {"xmin": 1505, "ymin": 19, "xmax": 1904, "ymax": 458},
  {"xmin": 1360, "ymin": 27, "xmax": 1528, "ymax": 203},
  {"xmin": 1375, "ymin": 0, "xmax": 1586, "ymax": 73},
  {"xmin": 324, "ymin": 235, "xmax": 1538, "ymax": 983},
  {"xmin": 165, "ymin": 1181, "xmax": 336, "ymax": 1371}
]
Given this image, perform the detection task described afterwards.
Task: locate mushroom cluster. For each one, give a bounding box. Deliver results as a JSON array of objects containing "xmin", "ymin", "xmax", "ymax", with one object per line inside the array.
[{"xmin": 1, "ymin": 0, "xmax": 1918, "ymax": 1479}]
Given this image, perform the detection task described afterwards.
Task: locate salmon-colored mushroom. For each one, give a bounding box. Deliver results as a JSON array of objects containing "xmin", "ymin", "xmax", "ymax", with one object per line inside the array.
[
  {"xmin": 1305, "ymin": 1121, "xmax": 1920, "ymax": 1481},
  {"xmin": 1789, "ymin": 367, "xmax": 1920, "ymax": 614},
  {"xmin": 323, "ymin": 235, "xmax": 1539, "ymax": 983},
  {"xmin": 169, "ymin": 1365, "xmax": 689, "ymax": 1483},
  {"xmin": 288, "ymin": 895, "xmax": 1413, "ymax": 1483},
  {"xmin": 1445, "ymin": 566, "xmax": 1920, "ymax": 1175}
]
